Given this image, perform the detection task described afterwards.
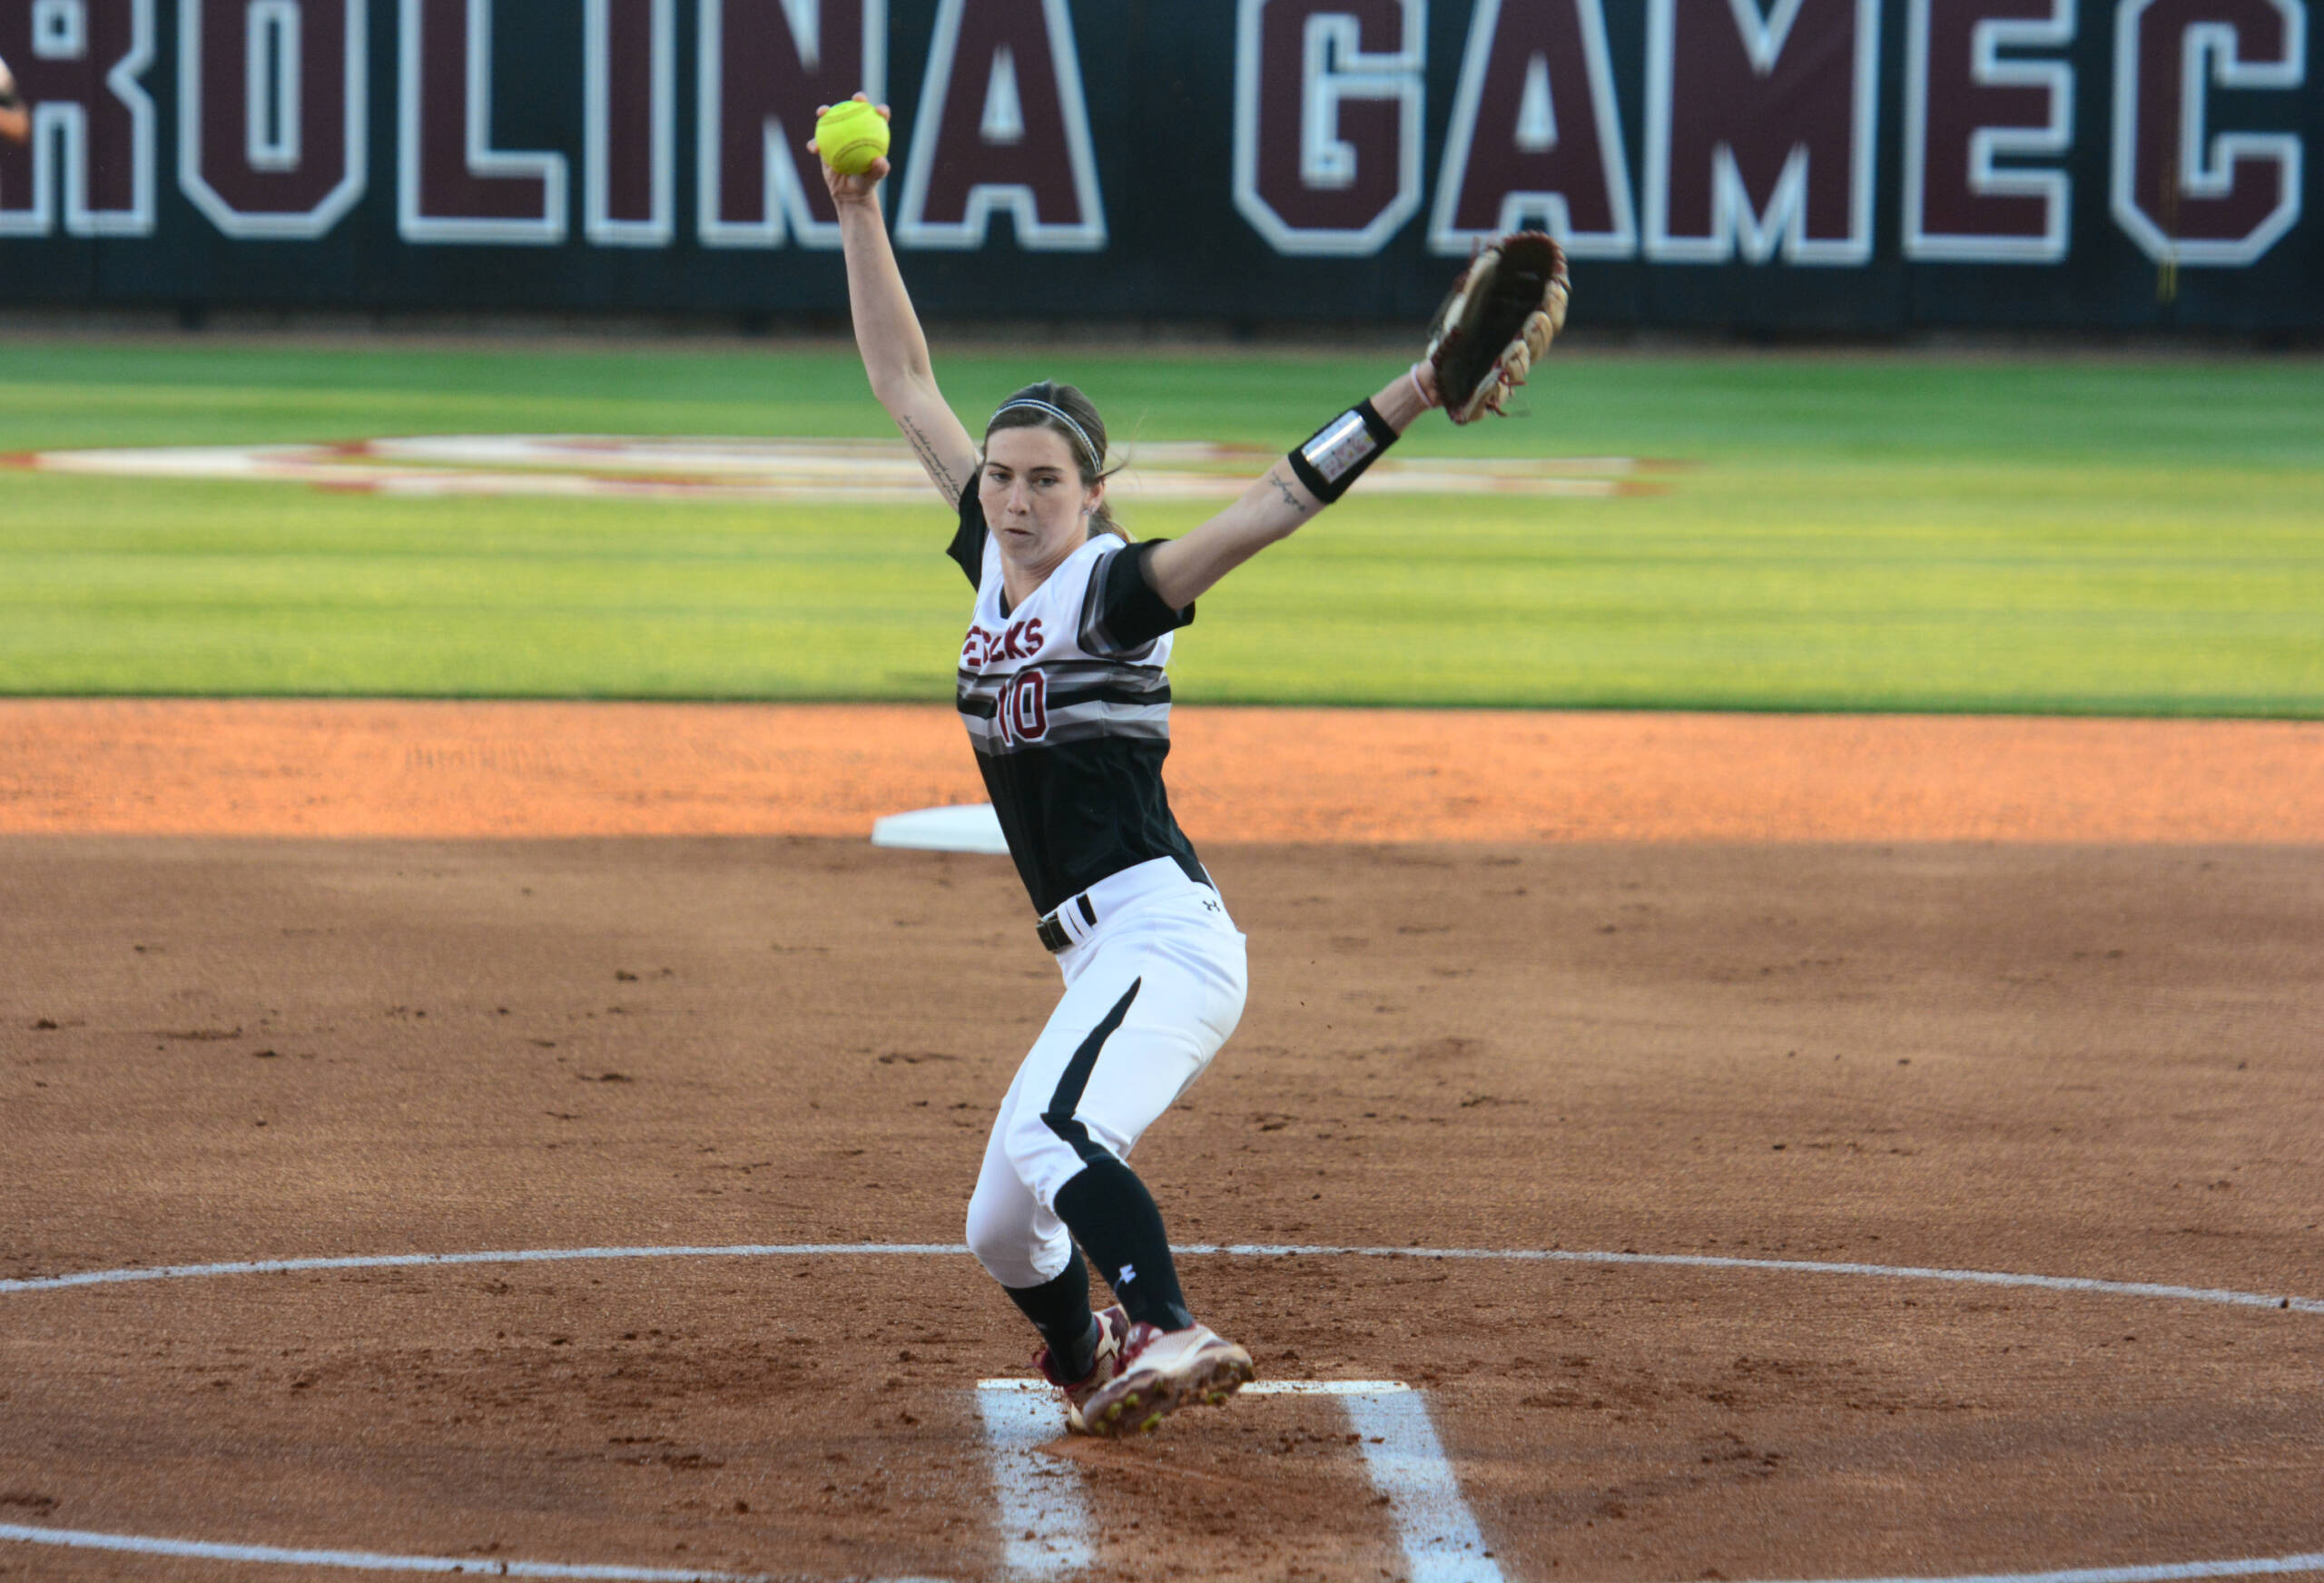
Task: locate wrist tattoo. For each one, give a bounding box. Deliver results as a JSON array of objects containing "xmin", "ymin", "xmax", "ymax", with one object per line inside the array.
[{"xmin": 1267, "ymin": 468, "xmax": 1308, "ymax": 511}]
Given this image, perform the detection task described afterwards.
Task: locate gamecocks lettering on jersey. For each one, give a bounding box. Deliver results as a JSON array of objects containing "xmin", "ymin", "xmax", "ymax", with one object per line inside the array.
[
  {"xmin": 179, "ymin": 0, "xmax": 369, "ymax": 240},
  {"xmin": 585, "ymin": 0, "xmax": 674, "ymax": 245},
  {"xmin": 1000, "ymin": 668, "xmax": 1050, "ymax": 746},
  {"xmin": 1233, "ymin": 0, "xmax": 1424, "ymax": 256},
  {"xmin": 0, "ymin": 0, "xmax": 156, "ymax": 238},
  {"xmin": 1428, "ymin": 0, "xmax": 1639, "ymax": 258},
  {"xmin": 894, "ymin": 0, "xmax": 1105, "ymax": 250},
  {"xmin": 963, "ymin": 616, "xmax": 1045, "ymax": 667},
  {"xmin": 396, "ymin": 0, "xmax": 568, "ymax": 243},
  {"xmin": 1643, "ymin": 0, "xmax": 1881, "ymax": 264},
  {"xmin": 1904, "ymin": 0, "xmax": 2076, "ymax": 263},
  {"xmin": 698, "ymin": 0, "xmax": 883, "ymax": 249},
  {"xmin": 2110, "ymin": 0, "xmax": 2307, "ymax": 267}
]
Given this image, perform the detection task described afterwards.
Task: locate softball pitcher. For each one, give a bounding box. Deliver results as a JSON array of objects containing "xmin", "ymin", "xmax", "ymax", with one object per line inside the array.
[{"xmin": 813, "ymin": 98, "xmax": 1564, "ymax": 1437}]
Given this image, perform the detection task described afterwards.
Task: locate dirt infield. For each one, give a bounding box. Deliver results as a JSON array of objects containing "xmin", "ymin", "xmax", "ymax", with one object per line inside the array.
[
  {"xmin": 3, "ymin": 699, "xmax": 2320, "ymax": 841},
  {"xmin": 3, "ymin": 704, "xmax": 2321, "ymax": 1582}
]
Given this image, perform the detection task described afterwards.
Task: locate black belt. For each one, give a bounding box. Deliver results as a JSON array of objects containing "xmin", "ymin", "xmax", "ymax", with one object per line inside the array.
[{"xmin": 1035, "ymin": 893, "xmax": 1099, "ymax": 953}]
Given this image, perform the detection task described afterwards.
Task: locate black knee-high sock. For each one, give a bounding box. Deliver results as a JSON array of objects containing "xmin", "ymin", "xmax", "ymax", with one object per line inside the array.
[
  {"xmin": 1003, "ymin": 1248, "xmax": 1101, "ymax": 1382},
  {"xmin": 1054, "ymin": 1154, "xmax": 1196, "ymax": 1332}
]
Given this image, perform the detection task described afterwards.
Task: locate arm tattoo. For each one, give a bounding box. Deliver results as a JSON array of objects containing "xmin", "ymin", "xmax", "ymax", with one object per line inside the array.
[
  {"xmin": 1266, "ymin": 467, "xmax": 1311, "ymax": 513},
  {"xmin": 898, "ymin": 415, "xmax": 958, "ymax": 497}
]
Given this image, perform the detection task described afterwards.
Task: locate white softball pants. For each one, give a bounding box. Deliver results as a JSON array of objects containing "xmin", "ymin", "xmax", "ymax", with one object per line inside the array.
[{"xmin": 964, "ymin": 858, "xmax": 1249, "ymax": 1290}]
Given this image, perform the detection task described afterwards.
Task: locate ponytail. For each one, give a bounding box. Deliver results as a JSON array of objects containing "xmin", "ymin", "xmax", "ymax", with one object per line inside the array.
[{"xmin": 1088, "ymin": 500, "xmax": 1130, "ymax": 541}]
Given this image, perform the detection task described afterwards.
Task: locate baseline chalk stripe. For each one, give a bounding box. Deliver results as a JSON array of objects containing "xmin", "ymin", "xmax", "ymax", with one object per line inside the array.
[
  {"xmin": 974, "ymin": 1379, "xmax": 1503, "ymax": 1583},
  {"xmin": 1177, "ymin": 1245, "xmax": 2324, "ymax": 1315},
  {"xmin": 973, "ymin": 1383, "xmax": 1094, "ymax": 1580},
  {"xmin": 0, "ymin": 1520, "xmax": 769, "ymax": 1580},
  {"xmin": 978, "ymin": 1377, "xmax": 1412, "ymax": 1395},
  {"xmin": 6, "ymin": 1517, "xmax": 2319, "ymax": 1583},
  {"xmin": 1756, "ymin": 1561, "xmax": 2324, "ymax": 1583},
  {"xmin": 9, "ymin": 1241, "xmax": 2316, "ymax": 1314},
  {"xmin": 1344, "ymin": 1389, "xmax": 1505, "ymax": 1583},
  {"xmin": 0, "ymin": 1244, "xmax": 972, "ymax": 1295}
]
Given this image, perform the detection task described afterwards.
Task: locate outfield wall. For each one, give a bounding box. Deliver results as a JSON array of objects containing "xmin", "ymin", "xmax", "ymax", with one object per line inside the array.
[{"xmin": 0, "ymin": 0, "xmax": 2315, "ymax": 330}]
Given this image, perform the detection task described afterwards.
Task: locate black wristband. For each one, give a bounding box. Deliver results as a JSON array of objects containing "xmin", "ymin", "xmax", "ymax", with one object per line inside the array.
[
  {"xmin": 1285, "ymin": 399, "xmax": 1397, "ymax": 505},
  {"xmin": 0, "ymin": 89, "xmax": 22, "ymax": 112}
]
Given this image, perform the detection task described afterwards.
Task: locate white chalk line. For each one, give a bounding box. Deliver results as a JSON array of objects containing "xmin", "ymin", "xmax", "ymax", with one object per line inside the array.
[
  {"xmin": 0, "ymin": 1244, "xmax": 967, "ymax": 1295},
  {"xmin": 0, "ymin": 1521, "xmax": 780, "ymax": 1580},
  {"xmin": 4, "ymin": 1242, "xmax": 2319, "ymax": 1583},
  {"xmin": 976, "ymin": 1377, "xmax": 1412, "ymax": 1395},
  {"xmin": 1762, "ymin": 1565, "xmax": 2324, "ymax": 1583},
  {"xmin": 6, "ymin": 1241, "xmax": 2318, "ymax": 1315},
  {"xmin": 5, "ymin": 1515, "xmax": 2316, "ymax": 1583},
  {"xmin": 973, "ymin": 1385, "xmax": 1092, "ymax": 1580},
  {"xmin": 972, "ymin": 1379, "xmax": 1500, "ymax": 1583},
  {"xmin": 1344, "ymin": 1387, "xmax": 1503, "ymax": 1583}
]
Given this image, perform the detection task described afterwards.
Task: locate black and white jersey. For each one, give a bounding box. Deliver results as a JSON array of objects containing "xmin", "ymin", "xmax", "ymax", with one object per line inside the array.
[{"xmin": 948, "ymin": 484, "xmax": 1206, "ymax": 917}]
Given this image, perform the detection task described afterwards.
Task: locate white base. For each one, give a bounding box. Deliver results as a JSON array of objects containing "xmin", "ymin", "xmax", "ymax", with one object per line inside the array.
[{"xmin": 870, "ymin": 803, "xmax": 1009, "ymax": 855}]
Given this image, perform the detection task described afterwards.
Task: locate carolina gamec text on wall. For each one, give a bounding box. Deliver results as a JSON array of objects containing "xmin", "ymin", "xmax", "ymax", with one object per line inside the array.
[{"xmin": 0, "ymin": 0, "xmax": 2306, "ymax": 269}]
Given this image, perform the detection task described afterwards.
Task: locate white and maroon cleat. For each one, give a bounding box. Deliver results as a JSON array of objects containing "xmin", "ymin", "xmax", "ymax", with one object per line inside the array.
[
  {"xmin": 1034, "ymin": 1304, "xmax": 1136, "ymax": 1435},
  {"xmin": 1076, "ymin": 1322, "xmax": 1254, "ymax": 1438}
]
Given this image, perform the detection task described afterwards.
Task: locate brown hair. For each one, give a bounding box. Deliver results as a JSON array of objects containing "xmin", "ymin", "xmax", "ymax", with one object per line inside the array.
[{"xmin": 983, "ymin": 381, "xmax": 1129, "ymax": 540}]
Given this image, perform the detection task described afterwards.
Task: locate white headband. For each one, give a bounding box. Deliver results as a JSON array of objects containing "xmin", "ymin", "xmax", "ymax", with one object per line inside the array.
[{"xmin": 990, "ymin": 398, "xmax": 1100, "ymax": 473}]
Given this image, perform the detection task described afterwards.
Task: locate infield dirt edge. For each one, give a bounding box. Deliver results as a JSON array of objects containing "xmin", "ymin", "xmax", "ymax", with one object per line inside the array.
[{"xmin": 3, "ymin": 698, "xmax": 2319, "ymax": 841}]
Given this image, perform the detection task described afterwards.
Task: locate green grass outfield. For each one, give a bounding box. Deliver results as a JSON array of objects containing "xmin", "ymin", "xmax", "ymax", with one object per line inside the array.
[{"xmin": 2, "ymin": 341, "xmax": 2319, "ymax": 715}]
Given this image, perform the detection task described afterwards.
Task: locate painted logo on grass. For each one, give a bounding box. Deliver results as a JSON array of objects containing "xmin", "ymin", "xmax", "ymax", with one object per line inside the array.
[{"xmin": 5, "ymin": 435, "xmax": 1668, "ymax": 502}]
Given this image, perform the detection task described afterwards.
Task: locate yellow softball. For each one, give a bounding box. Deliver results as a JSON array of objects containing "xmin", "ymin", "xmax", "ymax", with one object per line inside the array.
[{"xmin": 815, "ymin": 100, "xmax": 889, "ymax": 178}]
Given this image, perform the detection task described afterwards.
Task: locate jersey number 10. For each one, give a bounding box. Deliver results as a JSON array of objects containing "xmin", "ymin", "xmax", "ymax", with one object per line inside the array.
[{"xmin": 999, "ymin": 669, "xmax": 1049, "ymax": 747}]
